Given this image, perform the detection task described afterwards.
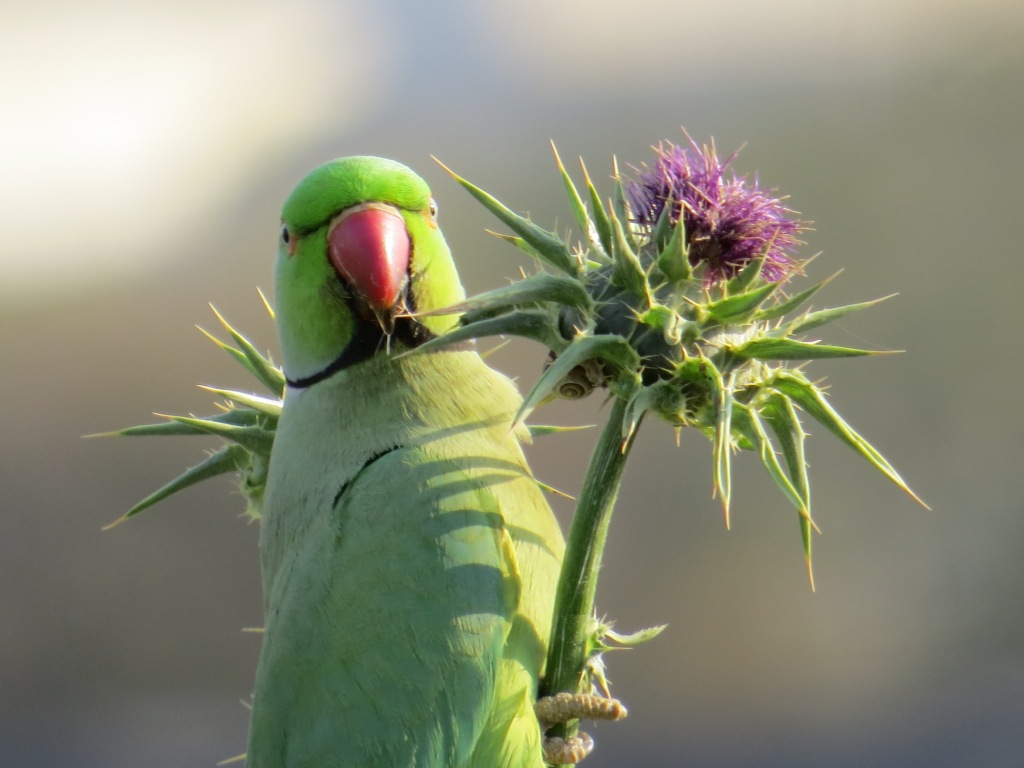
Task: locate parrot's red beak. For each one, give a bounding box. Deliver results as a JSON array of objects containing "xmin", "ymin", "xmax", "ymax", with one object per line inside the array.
[{"xmin": 327, "ymin": 202, "xmax": 410, "ymax": 333}]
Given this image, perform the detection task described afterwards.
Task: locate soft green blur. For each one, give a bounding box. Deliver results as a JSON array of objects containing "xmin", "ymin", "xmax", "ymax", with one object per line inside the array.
[{"xmin": 2, "ymin": 2, "xmax": 1022, "ymax": 766}]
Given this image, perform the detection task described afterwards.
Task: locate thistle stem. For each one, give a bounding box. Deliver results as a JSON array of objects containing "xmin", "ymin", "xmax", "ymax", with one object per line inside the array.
[{"xmin": 540, "ymin": 396, "xmax": 639, "ymax": 739}]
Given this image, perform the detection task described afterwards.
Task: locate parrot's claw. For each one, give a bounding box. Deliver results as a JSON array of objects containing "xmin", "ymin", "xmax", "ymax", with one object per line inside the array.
[
  {"xmin": 535, "ymin": 691, "xmax": 627, "ymax": 726},
  {"xmin": 542, "ymin": 732, "xmax": 594, "ymax": 765},
  {"xmin": 535, "ymin": 692, "xmax": 627, "ymax": 765}
]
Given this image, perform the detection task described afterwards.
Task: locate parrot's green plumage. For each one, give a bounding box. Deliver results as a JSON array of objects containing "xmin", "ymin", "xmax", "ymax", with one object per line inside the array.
[{"xmin": 249, "ymin": 156, "xmax": 565, "ymax": 767}]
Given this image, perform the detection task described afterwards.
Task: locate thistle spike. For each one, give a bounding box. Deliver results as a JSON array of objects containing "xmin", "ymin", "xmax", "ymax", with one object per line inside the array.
[
  {"xmin": 770, "ymin": 372, "xmax": 928, "ymax": 509},
  {"xmin": 103, "ymin": 443, "xmax": 249, "ymax": 529},
  {"xmin": 551, "ymin": 141, "xmax": 595, "ymax": 247},
  {"xmin": 579, "ymin": 157, "xmax": 613, "ymax": 258},
  {"xmin": 433, "ymin": 156, "xmax": 579, "ymax": 276},
  {"xmin": 785, "ymin": 294, "xmax": 897, "ymax": 335}
]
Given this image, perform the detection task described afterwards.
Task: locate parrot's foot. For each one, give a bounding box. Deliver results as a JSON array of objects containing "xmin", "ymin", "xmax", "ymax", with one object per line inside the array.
[{"xmin": 535, "ymin": 692, "xmax": 627, "ymax": 765}]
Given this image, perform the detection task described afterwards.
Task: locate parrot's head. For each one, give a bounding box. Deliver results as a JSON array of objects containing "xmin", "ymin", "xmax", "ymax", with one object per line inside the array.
[{"xmin": 275, "ymin": 156, "xmax": 466, "ymax": 387}]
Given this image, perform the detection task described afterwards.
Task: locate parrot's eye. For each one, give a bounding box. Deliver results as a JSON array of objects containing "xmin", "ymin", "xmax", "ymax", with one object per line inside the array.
[
  {"xmin": 428, "ymin": 199, "xmax": 438, "ymax": 219},
  {"xmin": 280, "ymin": 225, "xmax": 291, "ymax": 244}
]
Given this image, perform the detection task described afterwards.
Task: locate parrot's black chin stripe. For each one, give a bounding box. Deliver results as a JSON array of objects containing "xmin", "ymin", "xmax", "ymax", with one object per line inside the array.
[{"xmin": 285, "ymin": 317, "xmax": 468, "ymax": 389}]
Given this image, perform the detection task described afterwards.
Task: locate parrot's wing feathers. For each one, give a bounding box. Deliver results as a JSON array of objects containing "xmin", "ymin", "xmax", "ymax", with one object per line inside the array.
[{"xmin": 252, "ymin": 446, "xmax": 524, "ymax": 767}]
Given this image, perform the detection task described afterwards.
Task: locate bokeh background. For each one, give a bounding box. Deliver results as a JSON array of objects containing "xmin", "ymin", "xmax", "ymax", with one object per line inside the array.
[{"xmin": 3, "ymin": 1, "xmax": 1023, "ymax": 766}]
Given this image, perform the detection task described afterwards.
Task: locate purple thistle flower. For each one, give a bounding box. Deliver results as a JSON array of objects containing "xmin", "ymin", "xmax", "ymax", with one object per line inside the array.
[{"xmin": 627, "ymin": 135, "xmax": 807, "ymax": 283}]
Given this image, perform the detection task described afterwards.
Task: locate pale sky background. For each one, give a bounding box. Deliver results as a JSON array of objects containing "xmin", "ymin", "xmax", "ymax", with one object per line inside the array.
[
  {"xmin": 2, "ymin": 2, "xmax": 1023, "ymax": 767},
  {"xmin": 2, "ymin": 0, "xmax": 1021, "ymax": 299}
]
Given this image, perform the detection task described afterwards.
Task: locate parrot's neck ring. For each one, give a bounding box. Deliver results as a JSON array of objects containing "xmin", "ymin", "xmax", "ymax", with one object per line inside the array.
[
  {"xmin": 284, "ymin": 317, "xmax": 470, "ymax": 389},
  {"xmin": 285, "ymin": 348, "xmax": 367, "ymax": 389}
]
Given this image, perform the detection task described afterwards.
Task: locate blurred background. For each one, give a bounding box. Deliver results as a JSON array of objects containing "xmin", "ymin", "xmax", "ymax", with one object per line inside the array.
[{"xmin": 2, "ymin": 1, "xmax": 1022, "ymax": 766}]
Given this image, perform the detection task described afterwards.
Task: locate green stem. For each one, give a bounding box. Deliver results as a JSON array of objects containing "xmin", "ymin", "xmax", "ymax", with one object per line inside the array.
[{"xmin": 540, "ymin": 395, "xmax": 639, "ymax": 740}]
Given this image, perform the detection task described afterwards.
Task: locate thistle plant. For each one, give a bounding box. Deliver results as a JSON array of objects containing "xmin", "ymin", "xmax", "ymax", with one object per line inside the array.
[
  {"xmin": 420, "ymin": 136, "xmax": 925, "ymax": 747},
  {"xmin": 103, "ymin": 135, "xmax": 924, "ymax": 765}
]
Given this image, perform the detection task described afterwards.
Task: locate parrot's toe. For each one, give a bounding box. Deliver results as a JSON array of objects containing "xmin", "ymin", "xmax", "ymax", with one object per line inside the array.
[
  {"xmin": 534, "ymin": 691, "xmax": 627, "ymax": 727},
  {"xmin": 541, "ymin": 731, "xmax": 593, "ymax": 765}
]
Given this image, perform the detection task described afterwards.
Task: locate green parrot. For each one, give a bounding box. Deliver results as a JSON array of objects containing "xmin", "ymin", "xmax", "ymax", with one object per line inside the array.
[{"xmin": 248, "ymin": 156, "xmax": 566, "ymax": 767}]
